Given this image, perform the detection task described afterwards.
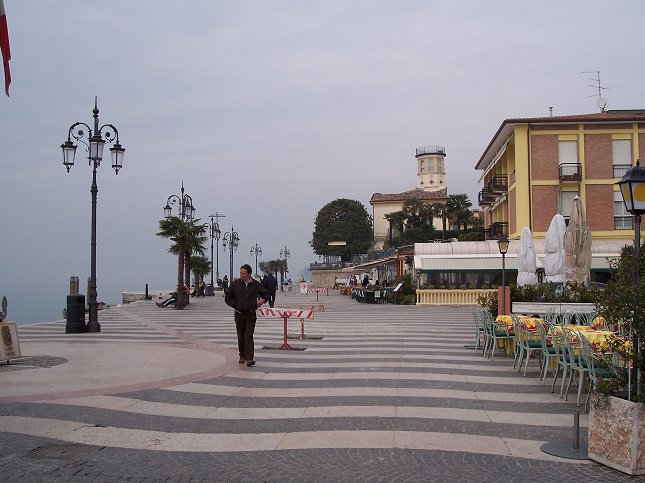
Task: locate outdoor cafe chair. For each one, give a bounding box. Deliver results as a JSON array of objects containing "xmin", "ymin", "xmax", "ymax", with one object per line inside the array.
[
  {"xmin": 471, "ymin": 307, "xmax": 485, "ymax": 352},
  {"xmin": 513, "ymin": 314, "xmax": 543, "ymax": 376},
  {"xmin": 562, "ymin": 327, "xmax": 589, "ymax": 407},
  {"xmin": 543, "ymin": 307, "xmax": 562, "ymax": 327},
  {"xmin": 483, "ymin": 311, "xmax": 513, "ymax": 359},
  {"xmin": 550, "ymin": 328, "xmax": 571, "ymax": 397},
  {"xmin": 577, "ymin": 311, "xmax": 597, "ymax": 326},
  {"xmin": 578, "ymin": 332, "xmax": 616, "ymax": 412},
  {"xmin": 536, "ymin": 322, "xmax": 556, "ymax": 384}
]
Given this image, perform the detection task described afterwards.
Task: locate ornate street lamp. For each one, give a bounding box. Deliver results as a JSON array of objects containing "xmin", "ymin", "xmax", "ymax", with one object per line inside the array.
[
  {"xmin": 497, "ymin": 235, "xmax": 510, "ymax": 316},
  {"xmin": 250, "ymin": 243, "xmax": 263, "ymax": 275},
  {"xmin": 280, "ymin": 246, "xmax": 290, "ymax": 286},
  {"xmin": 617, "ymin": 159, "xmax": 645, "ymax": 401},
  {"xmin": 203, "ymin": 213, "xmax": 224, "ymax": 295},
  {"xmin": 222, "ymin": 226, "xmax": 240, "ymax": 282},
  {"xmin": 61, "ymin": 98, "xmax": 125, "ymax": 332},
  {"xmin": 164, "ymin": 182, "xmax": 195, "ymax": 221}
]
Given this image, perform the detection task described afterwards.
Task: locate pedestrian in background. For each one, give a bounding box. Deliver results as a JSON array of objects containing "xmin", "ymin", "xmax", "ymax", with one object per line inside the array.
[
  {"xmin": 224, "ymin": 264, "xmax": 269, "ymax": 366},
  {"xmin": 262, "ymin": 272, "xmax": 278, "ymax": 308}
]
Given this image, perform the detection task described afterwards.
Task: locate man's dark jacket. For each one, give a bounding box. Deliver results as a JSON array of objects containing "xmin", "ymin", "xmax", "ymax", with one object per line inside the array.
[
  {"xmin": 225, "ymin": 278, "xmax": 270, "ymax": 313},
  {"xmin": 262, "ymin": 274, "xmax": 278, "ymax": 293}
]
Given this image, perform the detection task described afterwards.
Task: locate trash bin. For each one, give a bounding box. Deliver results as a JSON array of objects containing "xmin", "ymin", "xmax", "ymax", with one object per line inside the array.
[{"xmin": 66, "ymin": 294, "xmax": 86, "ymax": 333}]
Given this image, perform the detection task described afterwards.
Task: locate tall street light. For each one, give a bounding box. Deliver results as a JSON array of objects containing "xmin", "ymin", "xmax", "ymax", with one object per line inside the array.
[
  {"xmin": 497, "ymin": 235, "xmax": 509, "ymax": 316},
  {"xmin": 617, "ymin": 159, "xmax": 645, "ymax": 401},
  {"xmin": 203, "ymin": 218, "xmax": 221, "ymax": 296},
  {"xmin": 209, "ymin": 212, "xmax": 226, "ymax": 283},
  {"xmin": 222, "ymin": 226, "xmax": 240, "ymax": 282},
  {"xmin": 164, "ymin": 182, "xmax": 195, "ymax": 221},
  {"xmin": 250, "ymin": 243, "xmax": 263, "ymax": 275},
  {"xmin": 61, "ymin": 98, "xmax": 125, "ymax": 333},
  {"xmin": 280, "ymin": 246, "xmax": 290, "ymax": 286}
]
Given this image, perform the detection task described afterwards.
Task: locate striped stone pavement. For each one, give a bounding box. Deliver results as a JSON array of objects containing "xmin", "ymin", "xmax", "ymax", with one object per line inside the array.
[{"xmin": 0, "ymin": 290, "xmax": 635, "ymax": 481}]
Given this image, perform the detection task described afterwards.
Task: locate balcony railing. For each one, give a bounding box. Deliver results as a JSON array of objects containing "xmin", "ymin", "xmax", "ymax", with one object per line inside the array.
[
  {"xmin": 488, "ymin": 174, "xmax": 508, "ymax": 194},
  {"xmin": 613, "ymin": 164, "xmax": 631, "ymax": 179},
  {"xmin": 415, "ymin": 145, "xmax": 445, "ymax": 157},
  {"xmin": 478, "ymin": 187, "xmax": 494, "ymax": 206},
  {"xmin": 559, "ymin": 163, "xmax": 582, "ymax": 183},
  {"xmin": 485, "ymin": 222, "xmax": 508, "ymax": 240}
]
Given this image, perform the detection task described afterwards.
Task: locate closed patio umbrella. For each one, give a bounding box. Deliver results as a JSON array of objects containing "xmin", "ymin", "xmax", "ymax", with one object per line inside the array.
[
  {"xmin": 544, "ymin": 214, "xmax": 566, "ymax": 283},
  {"xmin": 564, "ymin": 196, "xmax": 592, "ymax": 285},
  {"xmin": 517, "ymin": 226, "xmax": 538, "ymax": 286}
]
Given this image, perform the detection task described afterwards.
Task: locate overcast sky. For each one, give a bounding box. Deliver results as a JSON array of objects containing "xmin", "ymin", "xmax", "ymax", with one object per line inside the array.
[{"xmin": 1, "ymin": 1, "xmax": 644, "ymax": 323}]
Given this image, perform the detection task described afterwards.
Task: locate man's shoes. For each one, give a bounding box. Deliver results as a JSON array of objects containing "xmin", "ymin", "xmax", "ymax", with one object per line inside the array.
[
  {"xmin": 156, "ymin": 302, "xmax": 164, "ymax": 308},
  {"xmin": 246, "ymin": 360, "xmax": 255, "ymax": 367},
  {"xmin": 239, "ymin": 358, "xmax": 245, "ymax": 364}
]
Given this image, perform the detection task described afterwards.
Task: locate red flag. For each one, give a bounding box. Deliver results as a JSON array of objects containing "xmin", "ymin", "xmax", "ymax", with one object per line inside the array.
[{"xmin": 0, "ymin": 0, "xmax": 11, "ymax": 96}]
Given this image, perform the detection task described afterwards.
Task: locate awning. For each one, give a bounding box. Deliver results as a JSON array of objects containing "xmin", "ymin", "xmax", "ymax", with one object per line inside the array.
[
  {"xmin": 414, "ymin": 254, "xmax": 616, "ymax": 273},
  {"xmin": 345, "ymin": 256, "xmax": 397, "ymax": 273},
  {"xmin": 415, "ymin": 255, "xmax": 521, "ymax": 272}
]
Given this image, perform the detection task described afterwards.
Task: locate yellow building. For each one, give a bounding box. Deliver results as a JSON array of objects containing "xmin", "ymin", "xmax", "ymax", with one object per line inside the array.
[
  {"xmin": 475, "ymin": 110, "xmax": 645, "ymax": 241},
  {"xmin": 371, "ymin": 146, "xmax": 448, "ymax": 249}
]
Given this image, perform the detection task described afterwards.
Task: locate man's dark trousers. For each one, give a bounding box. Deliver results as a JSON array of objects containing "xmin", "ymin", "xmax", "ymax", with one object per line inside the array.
[
  {"xmin": 267, "ymin": 291, "xmax": 276, "ymax": 308},
  {"xmin": 235, "ymin": 311, "xmax": 256, "ymax": 361}
]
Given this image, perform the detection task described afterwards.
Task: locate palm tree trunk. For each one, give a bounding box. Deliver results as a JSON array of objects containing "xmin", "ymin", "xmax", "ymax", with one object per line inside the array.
[
  {"xmin": 184, "ymin": 250, "xmax": 191, "ymax": 305},
  {"xmin": 176, "ymin": 243, "xmax": 185, "ymax": 310}
]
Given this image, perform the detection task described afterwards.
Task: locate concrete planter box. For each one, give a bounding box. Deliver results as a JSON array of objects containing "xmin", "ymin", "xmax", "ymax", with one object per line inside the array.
[
  {"xmin": 588, "ymin": 396, "xmax": 645, "ymax": 475},
  {"xmin": 511, "ymin": 301, "xmax": 595, "ymax": 316}
]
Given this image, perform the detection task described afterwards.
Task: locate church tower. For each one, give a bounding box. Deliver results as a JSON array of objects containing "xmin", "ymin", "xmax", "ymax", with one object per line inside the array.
[{"xmin": 415, "ymin": 145, "xmax": 446, "ymax": 191}]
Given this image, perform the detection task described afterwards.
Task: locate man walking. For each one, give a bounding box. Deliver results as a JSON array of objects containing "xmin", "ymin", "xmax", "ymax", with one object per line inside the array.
[
  {"xmin": 261, "ymin": 272, "xmax": 278, "ymax": 308},
  {"xmin": 225, "ymin": 264, "xmax": 269, "ymax": 367}
]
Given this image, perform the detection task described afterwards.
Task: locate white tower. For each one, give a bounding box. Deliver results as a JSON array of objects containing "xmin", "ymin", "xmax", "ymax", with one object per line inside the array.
[{"xmin": 415, "ymin": 145, "xmax": 446, "ymax": 191}]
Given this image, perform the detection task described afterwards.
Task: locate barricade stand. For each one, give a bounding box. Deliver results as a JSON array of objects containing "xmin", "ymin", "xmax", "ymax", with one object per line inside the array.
[
  {"xmin": 277, "ymin": 304, "xmax": 325, "ymax": 340},
  {"xmin": 258, "ymin": 308, "xmax": 313, "ymax": 350},
  {"xmin": 307, "ymin": 287, "xmax": 328, "ymax": 301}
]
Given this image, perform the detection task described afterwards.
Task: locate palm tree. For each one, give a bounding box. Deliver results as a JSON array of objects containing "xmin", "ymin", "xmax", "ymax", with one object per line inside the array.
[
  {"xmin": 429, "ymin": 202, "xmax": 447, "ymax": 240},
  {"xmin": 183, "ymin": 221, "xmax": 207, "ymax": 303},
  {"xmin": 446, "ymin": 194, "xmax": 473, "ymax": 235},
  {"xmin": 190, "ymin": 255, "xmax": 211, "ymax": 285},
  {"xmin": 157, "ymin": 216, "xmax": 193, "ymax": 309}
]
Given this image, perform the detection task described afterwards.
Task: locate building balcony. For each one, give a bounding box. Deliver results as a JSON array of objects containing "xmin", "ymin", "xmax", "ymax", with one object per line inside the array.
[
  {"xmin": 485, "ymin": 222, "xmax": 508, "ymax": 240},
  {"xmin": 613, "ymin": 164, "xmax": 631, "ymax": 179},
  {"xmin": 478, "ymin": 187, "xmax": 494, "ymax": 206},
  {"xmin": 559, "ymin": 163, "xmax": 582, "ymax": 183},
  {"xmin": 488, "ymin": 174, "xmax": 508, "ymax": 194}
]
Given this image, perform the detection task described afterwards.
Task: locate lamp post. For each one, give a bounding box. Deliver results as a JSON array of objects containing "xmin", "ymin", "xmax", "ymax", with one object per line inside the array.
[
  {"xmin": 61, "ymin": 98, "xmax": 125, "ymax": 333},
  {"xmin": 209, "ymin": 212, "xmax": 226, "ymax": 283},
  {"xmin": 163, "ymin": 182, "xmax": 195, "ymax": 222},
  {"xmin": 222, "ymin": 226, "xmax": 240, "ymax": 282},
  {"xmin": 250, "ymin": 243, "xmax": 263, "ymax": 275},
  {"xmin": 617, "ymin": 159, "xmax": 645, "ymax": 401},
  {"xmin": 203, "ymin": 217, "xmax": 222, "ymax": 296},
  {"xmin": 497, "ymin": 235, "xmax": 510, "ymax": 316},
  {"xmin": 280, "ymin": 246, "xmax": 290, "ymax": 286}
]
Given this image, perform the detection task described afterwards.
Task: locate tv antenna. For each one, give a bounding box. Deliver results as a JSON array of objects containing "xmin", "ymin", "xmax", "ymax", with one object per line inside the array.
[{"xmin": 582, "ymin": 70, "xmax": 609, "ymax": 112}]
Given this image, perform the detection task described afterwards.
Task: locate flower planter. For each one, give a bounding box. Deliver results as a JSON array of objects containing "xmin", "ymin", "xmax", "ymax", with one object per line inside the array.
[{"xmin": 588, "ymin": 395, "xmax": 645, "ymax": 475}]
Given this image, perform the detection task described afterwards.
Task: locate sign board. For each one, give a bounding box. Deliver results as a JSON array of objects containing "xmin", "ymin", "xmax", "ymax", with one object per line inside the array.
[
  {"xmin": 257, "ymin": 308, "xmax": 314, "ymax": 319},
  {"xmin": 393, "ymin": 282, "xmax": 404, "ymax": 293},
  {"xmin": 300, "ymin": 283, "xmax": 308, "ymax": 294},
  {"xmin": 0, "ymin": 322, "xmax": 21, "ymax": 360}
]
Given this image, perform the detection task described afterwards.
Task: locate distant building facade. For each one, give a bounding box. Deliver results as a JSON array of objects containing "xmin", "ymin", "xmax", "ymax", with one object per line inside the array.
[
  {"xmin": 370, "ymin": 146, "xmax": 449, "ymax": 249},
  {"xmin": 475, "ymin": 110, "xmax": 645, "ymax": 241}
]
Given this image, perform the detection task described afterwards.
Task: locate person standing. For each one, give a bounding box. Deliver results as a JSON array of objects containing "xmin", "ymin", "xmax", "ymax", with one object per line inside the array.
[
  {"xmin": 261, "ymin": 272, "xmax": 278, "ymax": 308},
  {"xmin": 225, "ymin": 264, "xmax": 269, "ymax": 366}
]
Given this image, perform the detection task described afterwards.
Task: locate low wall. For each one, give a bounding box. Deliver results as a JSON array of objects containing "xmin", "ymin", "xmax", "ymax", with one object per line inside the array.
[
  {"xmin": 122, "ymin": 291, "xmax": 168, "ymax": 304},
  {"xmin": 416, "ymin": 289, "xmax": 496, "ymax": 306},
  {"xmin": 311, "ymin": 269, "xmax": 346, "ymax": 288},
  {"xmin": 512, "ymin": 301, "xmax": 595, "ymax": 316}
]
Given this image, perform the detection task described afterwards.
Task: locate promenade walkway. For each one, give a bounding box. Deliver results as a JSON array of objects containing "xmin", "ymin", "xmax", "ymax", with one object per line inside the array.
[{"xmin": 0, "ymin": 291, "xmax": 636, "ymax": 481}]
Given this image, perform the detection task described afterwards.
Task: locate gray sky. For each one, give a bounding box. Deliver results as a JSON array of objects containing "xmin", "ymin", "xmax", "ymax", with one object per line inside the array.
[{"xmin": 1, "ymin": 1, "xmax": 645, "ymax": 323}]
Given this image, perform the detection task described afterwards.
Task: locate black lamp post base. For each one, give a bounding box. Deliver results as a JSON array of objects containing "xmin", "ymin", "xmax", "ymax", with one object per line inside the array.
[
  {"xmin": 205, "ymin": 285, "xmax": 215, "ymax": 296},
  {"xmin": 86, "ymin": 321, "xmax": 101, "ymax": 333}
]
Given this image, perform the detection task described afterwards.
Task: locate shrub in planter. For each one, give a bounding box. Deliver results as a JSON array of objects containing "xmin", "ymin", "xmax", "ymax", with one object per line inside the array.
[{"xmin": 588, "ymin": 241, "xmax": 645, "ymax": 475}]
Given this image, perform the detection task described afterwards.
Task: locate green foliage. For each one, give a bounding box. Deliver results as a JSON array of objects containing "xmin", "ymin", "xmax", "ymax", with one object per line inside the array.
[
  {"xmin": 510, "ymin": 282, "xmax": 601, "ymax": 304},
  {"xmin": 593, "ymin": 242, "xmax": 645, "ymax": 402},
  {"xmin": 446, "ymin": 193, "xmax": 473, "ymax": 234},
  {"xmin": 310, "ymin": 199, "xmax": 373, "ymax": 261},
  {"xmin": 385, "ymin": 198, "xmax": 439, "ymax": 247},
  {"xmin": 392, "ymin": 274, "xmax": 416, "ymax": 305},
  {"xmin": 190, "ymin": 255, "xmax": 210, "ymax": 283},
  {"xmin": 477, "ymin": 291, "xmax": 498, "ymax": 316}
]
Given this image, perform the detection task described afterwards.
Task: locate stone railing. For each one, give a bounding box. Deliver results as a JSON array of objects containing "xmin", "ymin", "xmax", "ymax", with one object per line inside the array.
[{"xmin": 416, "ymin": 289, "xmax": 496, "ymax": 306}]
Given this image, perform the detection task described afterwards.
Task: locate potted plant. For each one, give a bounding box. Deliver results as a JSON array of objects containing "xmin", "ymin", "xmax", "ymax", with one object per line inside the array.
[{"xmin": 588, "ymin": 241, "xmax": 645, "ymax": 475}]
